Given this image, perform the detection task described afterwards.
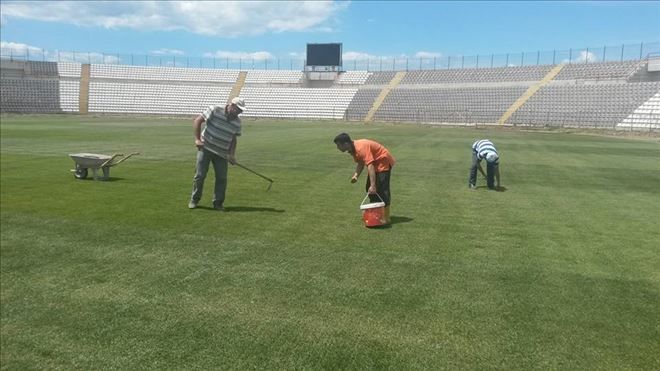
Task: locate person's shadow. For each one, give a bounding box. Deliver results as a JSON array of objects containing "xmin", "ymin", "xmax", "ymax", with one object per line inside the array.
[
  {"xmin": 474, "ymin": 186, "xmax": 508, "ymax": 192},
  {"xmin": 195, "ymin": 206, "xmax": 285, "ymax": 212},
  {"xmin": 224, "ymin": 206, "xmax": 285, "ymax": 213},
  {"xmin": 390, "ymin": 216, "xmax": 414, "ymax": 224},
  {"xmin": 367, "ymin": 215, "xmax": 414, "ymax": 229}
]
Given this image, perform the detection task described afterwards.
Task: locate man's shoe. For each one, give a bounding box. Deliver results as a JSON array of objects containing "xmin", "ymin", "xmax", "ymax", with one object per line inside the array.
[
  {"xmin": 213, "ymin": 204, "xmax": 224, "ymax": 211},
  {"xmin": 188, "ymin": 201, "xmax": 197, "ymax": 209},
  {"xmin": 468, "ymin": 184, "xmax": 477, "ymax": 190}
]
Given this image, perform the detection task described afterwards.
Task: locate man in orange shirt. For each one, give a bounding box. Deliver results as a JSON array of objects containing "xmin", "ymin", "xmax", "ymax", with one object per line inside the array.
[{"xmin": 334, "ymin": 133, "xmax": 395, "ymax": 223}]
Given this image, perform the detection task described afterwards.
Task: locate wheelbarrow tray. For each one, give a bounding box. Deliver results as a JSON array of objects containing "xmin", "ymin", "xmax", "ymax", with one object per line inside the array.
[
  {"xmin": 69, "ymin": 153, "xmax": 115, "ymax": 168},
  {"xmin": 69, "ymin": 152, "xmax": 139, "ymax": 180}
]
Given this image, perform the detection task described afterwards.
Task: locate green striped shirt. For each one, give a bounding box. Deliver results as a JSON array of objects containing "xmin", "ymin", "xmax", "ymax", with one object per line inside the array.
[{"xmin": 201, "ymin": 105, "xmax": 242, "ymax": 157}]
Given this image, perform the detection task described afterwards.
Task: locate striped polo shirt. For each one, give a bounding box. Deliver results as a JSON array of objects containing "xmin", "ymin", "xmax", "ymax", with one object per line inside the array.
[
  {"xmin": 201, "ymin": 105, "xmax": 242, "ymax": 157},
  {"xmin": 472, "ymin": 139, "xmax": 498, "ymax": 162}
]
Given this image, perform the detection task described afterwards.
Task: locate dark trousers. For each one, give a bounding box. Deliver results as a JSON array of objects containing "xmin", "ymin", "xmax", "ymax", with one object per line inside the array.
[
  {"xmin": 191, "ymin": 148, "xmax": 228, "ymax": 207},
  {"xmin": 469, "ymin": 152, "xmax": 497, "ymax": 189},
  {"xmin": 366, "ymin": 169, "xmax": 391, "ymax": 205}
]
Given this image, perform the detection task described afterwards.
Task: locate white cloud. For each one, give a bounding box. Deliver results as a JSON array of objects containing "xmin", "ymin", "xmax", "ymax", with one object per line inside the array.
[
  {"xmin": 0, "ymin": 1, "xmax": 348, "ymax": 37},
  {"xmin": 343, "ymin": 51, "xmax": 379, "ymax": 61},
  {"xmin": 0, "ymin": 41, "xmax": 119, "ymax": 63},
  {"xmin": 415, "ymin": 51, "xmax": 442, "ymax": 59},
  {"xmin": 203, "ymin": 50, "xmax": 274, "ymax": 60},
  {"xmin": 562, "ymin": 50, "xmax": 599, "ymax": 63},
  {"xmin": 151, "ymin": 48, "xmax": 185, "ymax": 56},
  {"xmin": 1, "ymin": 41, "xmax": 43, "ymax": 56}
]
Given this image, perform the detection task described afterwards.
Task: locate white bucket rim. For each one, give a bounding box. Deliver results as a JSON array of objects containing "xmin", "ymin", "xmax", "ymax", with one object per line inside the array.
[{"xmin": 360, "ymin": 202, "xmax": 385, "ymax": 210}]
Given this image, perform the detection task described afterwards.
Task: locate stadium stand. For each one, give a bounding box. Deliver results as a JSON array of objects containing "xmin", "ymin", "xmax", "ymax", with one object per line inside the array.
[
  {"xmin": 365, "ymin": 71, "xmax": 397, "ymax": 85},
  {"xmin": 401, "ymin": 65, "xmax": 553, "ymax": 84},
  {"xmin": 508, "ymin": 82, "xmax": 660, "ymax": 128},
  {"xmin": 244, "ymin": 70, "xmax": 302, "ymax": 84},
  {"xmin": 26, "ymin": 61, "xmax": 59, "ymax": 77},
  {"xmin": 59, "ymin": 80, "xmax": 80, "ymax": 112},
  {"xmin": 239, "ymin": 86, "xmax": 358, "ymax": 119},
  {"xmin": 88, "ymin": 82, "xmax": 232, "ymax": 115},
  {"xmin": 1, "ymin": 79, "xmax": 61, "ymax": 112},
  {"xmin": 1, "ymin": 56, "xmax": 658, "ymax": 130},
  {"xmin": 336, "ymin": 71, "xmax": 373, "ymax": 85},
  {"xmin": 374, "ymin": 86, "xmax": 529, "ymax": 124},
  {"xmin": 345, "ymin": 89, "xmax": 381, "ymax": 120},
  {"xmin": 617, "ymin": 92, "xmax": 660, "ymax": 130},
  {"xmin": 57, "ymin": 62, "xmax": 82, "ymax": 78},
  {"xmin": 90, "ymin": 64, "xmax": 239, "ymax": 83},
  {"xmin": 554, "ymin": 60, "xmax": 639, "ymax": 80}
]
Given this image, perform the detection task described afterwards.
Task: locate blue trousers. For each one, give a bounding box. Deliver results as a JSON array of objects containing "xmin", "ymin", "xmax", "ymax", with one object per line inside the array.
[
  {"xmin": 191, "ymin": 148, "xmax": 228, "ymax": 207},
  {"xmin": 469, "ymin": 152, "xmax": 498, "ymax": 189}
]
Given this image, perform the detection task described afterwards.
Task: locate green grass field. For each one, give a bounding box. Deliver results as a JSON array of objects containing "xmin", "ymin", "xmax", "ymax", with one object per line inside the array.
[{"xmin": 2, "ymin": 114, "xmax": 659, "ymax": 369}]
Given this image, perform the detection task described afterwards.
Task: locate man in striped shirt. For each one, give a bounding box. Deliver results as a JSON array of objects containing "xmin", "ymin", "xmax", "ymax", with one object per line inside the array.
[
  {"xmin": 188, "ymin": 97, "xmax": 246, "ymax": 210},
  {"xmin": 469, "ymin": 139, "xmax": 500, "ymax": 190}
]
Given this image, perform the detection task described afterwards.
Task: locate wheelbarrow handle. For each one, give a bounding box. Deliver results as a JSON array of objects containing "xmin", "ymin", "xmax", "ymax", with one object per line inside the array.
[
  {"xmin": 108, "ymin": 152, "xmax": 140, "ymax": 166},
  {"xmin": 100, "ymin": 153, "xmax": 124, "ymax": 168}
]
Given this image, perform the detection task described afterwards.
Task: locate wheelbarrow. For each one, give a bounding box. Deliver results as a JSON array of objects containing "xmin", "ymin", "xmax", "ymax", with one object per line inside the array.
[{"xmin": 69, "ymin": 152, "xmax": 140, "ymax": 180}]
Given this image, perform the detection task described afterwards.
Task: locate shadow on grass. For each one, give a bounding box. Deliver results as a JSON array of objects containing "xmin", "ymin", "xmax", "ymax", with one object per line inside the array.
[
  {"xmin": 365, "ymin": 215, "xmax": 414, "ymax": 229},
  {"xmin": 391, "ymin": 215, "xmax": 414, "ymax": 224},
  {"xmin": 473, "ymin": 185, "xmax": 508, "ymax": 192},
  {"xmin": 225, "ymin": 206, "xmax": 285, "ymax": 213},
  {"xmin": 191, "ymin": 206, "xmax": 285, "ymax": 213},
  {"xmin": 72, "ymin": 177, "xmax": 126, "ymax": 182}
]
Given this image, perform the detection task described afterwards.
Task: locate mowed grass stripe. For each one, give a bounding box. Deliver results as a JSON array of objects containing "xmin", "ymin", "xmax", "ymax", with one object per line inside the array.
[{"xmin": 2, "ymin": 115, "xmax": 659, "ymax": 369}]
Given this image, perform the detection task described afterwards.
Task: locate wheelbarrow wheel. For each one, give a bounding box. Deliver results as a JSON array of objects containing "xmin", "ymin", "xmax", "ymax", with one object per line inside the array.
[{"xmin": 74, "ymin": 166, "xmax": 88, "ymax": 179}]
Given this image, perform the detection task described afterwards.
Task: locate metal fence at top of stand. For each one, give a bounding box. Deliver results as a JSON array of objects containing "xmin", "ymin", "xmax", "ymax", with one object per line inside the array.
[{"xmin": 2, "ymin": 42, "xmax": 659, "ymax": 71}]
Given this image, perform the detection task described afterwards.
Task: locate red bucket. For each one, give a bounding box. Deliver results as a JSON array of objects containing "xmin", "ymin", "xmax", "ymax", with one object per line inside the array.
[{"xmin": 360, "ymin": 194, "xmax": 387, "ymax": 228}]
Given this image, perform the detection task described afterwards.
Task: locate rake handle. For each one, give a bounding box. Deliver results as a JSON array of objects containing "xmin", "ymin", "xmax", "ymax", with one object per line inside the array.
[{"xmin": 234, "ymin": 162, "xmax": 274, "ymax": 183}]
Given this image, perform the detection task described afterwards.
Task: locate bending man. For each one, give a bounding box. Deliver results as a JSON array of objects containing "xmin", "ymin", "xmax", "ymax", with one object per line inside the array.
[
  {"xmin": 334, "ymin": 133, "xmax": 396, "ymax": 223},
  {"xmin": 188, "ymin": 97, "xmax": 246, "ymax": 210},
  {"xmin": 469, "ymin": 139, "xmax": 500, "ymax": 190}
]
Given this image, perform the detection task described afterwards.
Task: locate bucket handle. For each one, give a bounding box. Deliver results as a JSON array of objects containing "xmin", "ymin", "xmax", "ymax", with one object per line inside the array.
[{"xmin": 361, "ymin": 193, "xmax": 385, "ymax": 206}]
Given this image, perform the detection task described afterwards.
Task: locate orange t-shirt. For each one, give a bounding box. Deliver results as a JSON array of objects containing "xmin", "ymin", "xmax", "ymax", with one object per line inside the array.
[{"xmin": 352, "ymin": 139, "xmax": 395, "ymax": 172}]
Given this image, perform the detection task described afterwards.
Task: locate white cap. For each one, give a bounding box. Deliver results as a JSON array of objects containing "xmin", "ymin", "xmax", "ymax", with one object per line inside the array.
[
  {"xmin": 230, "ymin": 97, "xmax": 246, "ymax": 111},
  {"xmin": 486, "ymin": 152, "xmax": 499, "ymax": 163}
]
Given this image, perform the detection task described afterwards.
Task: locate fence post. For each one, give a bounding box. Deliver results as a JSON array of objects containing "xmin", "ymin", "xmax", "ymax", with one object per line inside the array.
[
  {"xmin": 640, "ymin": 42, "xmax": 644, "ymax": 59},
  {"xmin": 569, "ymin": 49, "xmax": 572, "ymax": 64},
  {"xmin": 585, "ymin": 48, "xmax": 589, "ymax": 63},
  {"xmin": 621, "ymin": 44, "xmax": 625, "ymax": 62},
  {"xmin": 461, "ymin": 55, "xmax": 464, "ymax": 69},
  {"xmin": 537, "ymin": 50, "xmax": 540, "ymax": 65},
  {"xmin": 521, "ymin": 53, "xmax": 524, "ymax": 66},
  {"xmin": 476, "ymin": 54, "xmax": 479, "ymax": 68},
  {"xmin": 491, "ymin": 53, "xmax": 494, "ymax": 68},
  {"xmin": 434, "ymin": 56, "xmax": 436, "ymax": 70},
  {"xmin": 27, "ymin": 48, "xmax": 30, "ymax": 61},
  {"xmin": 552, "ymin": 50, "xmax": 555, "ymax": 64},
  {"xmin": 380, "ymin": 57, "xmax": 382, "ymax": 71},
  {"xmin": 506, "ymin": 53, "xmax": 509, "ymax": 66},
  {"xmin": 602, "ymin": 45, "xmax": 606, "ymax": 62}
]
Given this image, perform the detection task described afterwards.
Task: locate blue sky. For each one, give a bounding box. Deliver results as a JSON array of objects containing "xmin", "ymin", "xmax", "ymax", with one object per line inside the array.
[{"xmin": 1, "ymin": 1, "xmax": 659, "ymax": 64}]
